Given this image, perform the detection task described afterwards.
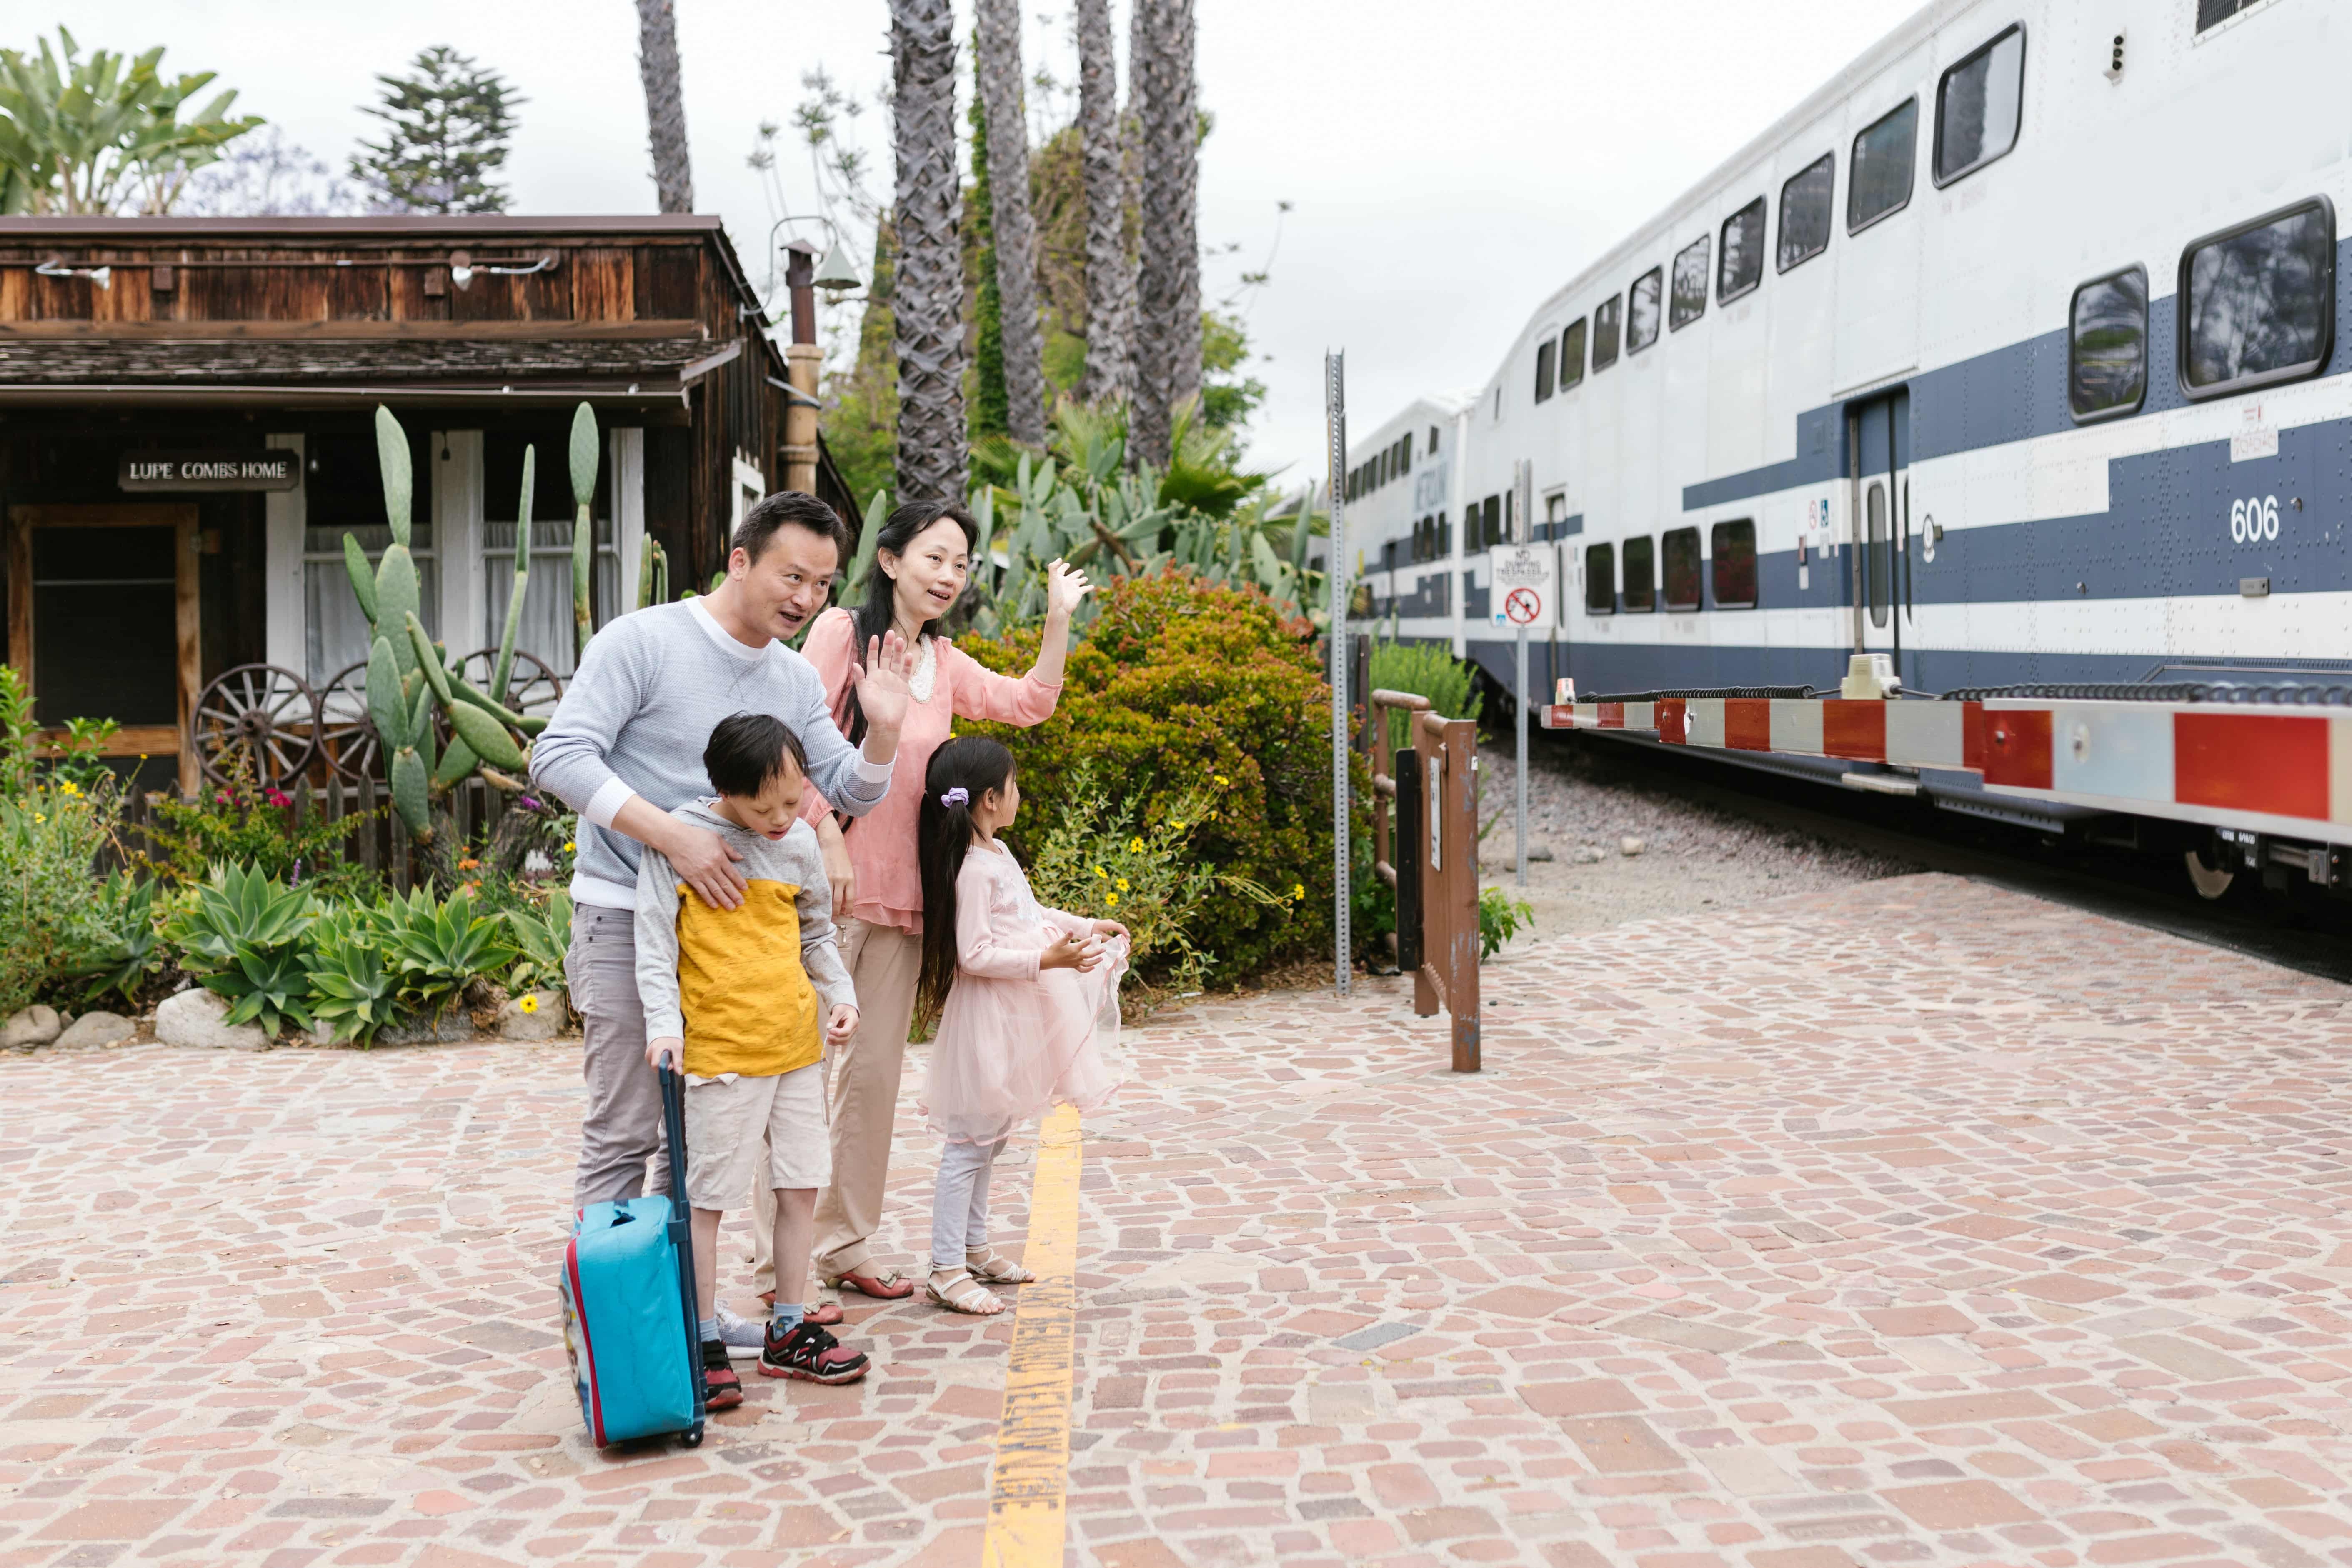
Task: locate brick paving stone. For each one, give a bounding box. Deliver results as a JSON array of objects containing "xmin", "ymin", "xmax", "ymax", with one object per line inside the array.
[{"xmin": 2, "ymin": 874, "xmax": 2350, "ymax": 1565}]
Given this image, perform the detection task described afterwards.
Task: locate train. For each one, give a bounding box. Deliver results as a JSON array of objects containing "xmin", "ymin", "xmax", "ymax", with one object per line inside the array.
[{"xmin": 1338, "ymin": 0, "xmax": 2352, "ymax": 901}]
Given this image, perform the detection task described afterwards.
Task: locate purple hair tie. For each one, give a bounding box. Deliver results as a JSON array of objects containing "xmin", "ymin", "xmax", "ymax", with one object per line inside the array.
[{"xmin": 941, "ymin": 786, "xmax": 970, "ymax": 809}]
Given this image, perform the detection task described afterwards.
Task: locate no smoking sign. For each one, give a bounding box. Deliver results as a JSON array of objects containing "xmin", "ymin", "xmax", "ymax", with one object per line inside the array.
[{"xmin": 1489, "ymin": 545, "xmax": 1557, "ymax": 629}]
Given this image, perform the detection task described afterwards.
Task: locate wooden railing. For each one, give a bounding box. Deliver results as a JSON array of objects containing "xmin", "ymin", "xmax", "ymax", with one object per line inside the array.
[{"xmin": 1367, "ymin": 685, "xmax": 1481, "ymax": 1073}]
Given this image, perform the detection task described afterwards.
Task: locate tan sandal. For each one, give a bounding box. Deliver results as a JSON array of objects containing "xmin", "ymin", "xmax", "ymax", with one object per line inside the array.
[
  {"xmin": 925, "ymin": 1268, "xmax": 1006, "ymax": 1316},
  {"xmin": 966, "ymin": 1248, "xmax": 1036, "ymax": 1285}
]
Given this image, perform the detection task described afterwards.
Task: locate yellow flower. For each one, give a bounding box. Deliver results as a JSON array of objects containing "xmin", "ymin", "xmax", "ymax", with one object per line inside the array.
[
  {"xmin": 1169, "ymin": 820, "xmax": 1185, "ymax": 830},
  {"xmin": 1214, "ymin": 774, "xmax": 1229, "ymax": 785},
  {"xmin": 1094, "ymin": 865, "xmax": 1108, "ymax": 879},
  {"xmin": 562, "ymin": 841, "xmax": 575, "ymax": 853},
  {"xmin": 1127, "ymin": 837, "xmax": 1144, "ymax": 853},
  {"xmin": 58, "ymin": 780, "xmax": 78, "ymax": 796},
  {"xmin": 518, "ymin": 993, "xmax": 540, "ymax": 1014},
  {"xmin": 1291, "ymin": 883, "xmax": 1305, "ymax": 900},
  {"xmin": 1105, "ymin": 891, "xmax": 1119, "ymax": 907},
  {"xmin": 1116, "ymin": 878, "xmax": 1130, "ymax": 892},
  {"xmin": 32, "ymin": 813, "xmax": 45, "ymax": 823}
]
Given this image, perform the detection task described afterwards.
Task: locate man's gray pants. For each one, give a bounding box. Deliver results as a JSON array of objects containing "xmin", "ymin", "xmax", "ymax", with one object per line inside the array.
[{"xmin": 566, "ymin": 903, "xmax": 660, "ymax": 1208}]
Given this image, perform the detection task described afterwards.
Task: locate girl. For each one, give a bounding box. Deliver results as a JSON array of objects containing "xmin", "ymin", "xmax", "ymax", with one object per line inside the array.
[{"xmin": 915, "ymin": 736, "xmax": 1127, "ymax": 1315}]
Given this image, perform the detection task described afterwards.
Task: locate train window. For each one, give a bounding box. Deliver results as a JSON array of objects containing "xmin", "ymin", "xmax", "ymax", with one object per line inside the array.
[
  {"xmin": 2196, "ymin": 0, "xmax": 2259, "ymax": 31},
  {"xmin": 1778, "ymin": 155, "xmax": 1833, "ymax": 271},
  {"xmin": 1584, "ymin": 542, "xmax": 1615, "ymax": 614},
  {"xmin": 1560, "ymin": 318, "xmax": 1586, "ymax": 389},
  {"xmin": 1934, "ymin": 25, "xmax": 2024, "ymax": 187},
  {"xmin": 1593, "ymin": 295, "xmax": 1622, "ymax": 369},
  {"xmin": 2180, "ymin": 198, "xmax": 2335, "ymax": 399},
  {"xmin": 1661, "ymin": 527, "xmax": 1702, "ymax": 610},
  {"xmin": 1621, "ymin": 536, "xmax": 1656, "ymax": 612},
  {"xmin": 1848, "ymin": 98, "xmax": 1917, "ymax": 233},
  {"xmin": 1719, "ymin": 198, "xmax": 1765, "ymax": 303},
  {"xmin": 2069, "ymin": 265, "xmax": 2146, "ymax": 422},
  {"xmin": 1627, "ymin": 268, "xmax": 1663, "ymax": 353},
  {"xmin": 1711, "ymin": 520, "xmax": 1758, "ymax": 608},
  {"xmin": 1535, "ymin": 338, "xmax": 1556, "ymax": 403},
  {"xmin": 1670, "ymin": 237, "xmax": 1709, "ymax": 330}
]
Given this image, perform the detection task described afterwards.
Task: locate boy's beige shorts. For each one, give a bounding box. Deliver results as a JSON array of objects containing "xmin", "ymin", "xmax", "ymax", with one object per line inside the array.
[{"xmin": 668, "ymin": 1060, "xmax": 830, "ymax": 1209}]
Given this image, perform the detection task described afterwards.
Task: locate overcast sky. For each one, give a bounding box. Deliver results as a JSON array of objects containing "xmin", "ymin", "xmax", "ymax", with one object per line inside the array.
[{"xmin": 57, "ymin": 0, "xmax": 1906, "ymax": 483}]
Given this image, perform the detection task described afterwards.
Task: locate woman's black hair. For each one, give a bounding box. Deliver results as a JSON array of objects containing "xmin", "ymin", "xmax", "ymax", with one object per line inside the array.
[
  {"xmin": 703, "ymin": 712, "xmax": 808, "ymax": 798},
  {"xmin": 914, "ymin": 735, "xmax": 1017, "ymax": 1027},
  {"xmin": 841, "ymin": 501, "xmax": 979, "ymax": 746}
]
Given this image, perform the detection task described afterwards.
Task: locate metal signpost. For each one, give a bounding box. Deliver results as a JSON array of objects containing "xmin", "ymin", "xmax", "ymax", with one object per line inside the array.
[
  {"xmin": 1325, "ymin": 350, "xmax": 1351, "ymax": 996},
  {"xmin": 1490, "ymin": 539, "xmax": 1556, "ymax": 889}
]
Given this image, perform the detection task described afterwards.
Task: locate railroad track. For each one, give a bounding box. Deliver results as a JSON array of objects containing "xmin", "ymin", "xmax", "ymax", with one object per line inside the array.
[{"xmin": 1547, "ymin": 728, "xmax": 2352, "ymax": 988}]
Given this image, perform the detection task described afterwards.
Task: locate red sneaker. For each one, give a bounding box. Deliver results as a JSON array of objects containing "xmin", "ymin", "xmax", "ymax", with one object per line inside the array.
[
  {"xmin": 701, "ymin": 1339, "xmax": 744, "ymax": 1410},
  {"xmin": 758, "ymin": 1320, "xmax": 869, "ymax": 1384}
]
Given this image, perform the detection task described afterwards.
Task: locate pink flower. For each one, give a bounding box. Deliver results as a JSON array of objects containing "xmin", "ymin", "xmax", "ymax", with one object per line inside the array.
[{"xmin": 265, "ymin": 788, "xmax": 292, "ymax": 808}]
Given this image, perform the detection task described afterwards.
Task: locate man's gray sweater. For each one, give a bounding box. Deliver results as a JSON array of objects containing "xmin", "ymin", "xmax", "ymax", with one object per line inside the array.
[{"xmin": 530, "ymin": 598, "xmax": 891, "ymax": 909}]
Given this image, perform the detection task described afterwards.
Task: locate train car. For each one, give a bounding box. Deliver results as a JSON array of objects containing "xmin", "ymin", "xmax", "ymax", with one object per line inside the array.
[{"xmin": 1341, "ymin": 0, "xmax": 2352, "ymax": 895}]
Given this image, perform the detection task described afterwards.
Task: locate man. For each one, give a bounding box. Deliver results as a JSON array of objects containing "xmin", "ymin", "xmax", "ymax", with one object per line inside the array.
[{"xmin": 533, "ymin": 491, "xmax": 913, "ymax": 1221}]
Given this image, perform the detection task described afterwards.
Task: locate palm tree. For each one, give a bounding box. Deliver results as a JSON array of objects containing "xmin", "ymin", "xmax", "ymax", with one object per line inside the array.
[
  {"xmin": 633, "ymin": 0, "xmax": 693, "ymax": 213},
  {"xmin": 1076, "ymin": 0, "xmax": 1132, "ymax": 405},
  {"xmin": 889, "ymin": 0, "xmax": 967, "ymax": 501},
  {"xmin": 1131, "ymin": 0, "xmax": 1201, "ymax": 471},
  {"xmin": 974, "ymin": 0, "xmax": 1047, "ymax": 446}
]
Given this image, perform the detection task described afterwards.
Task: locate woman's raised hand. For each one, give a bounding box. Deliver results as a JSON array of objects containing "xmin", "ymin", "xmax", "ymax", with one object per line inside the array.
[
  {"xmin": 1044, "ymin": 560, "xmax": 1093, "ymax": 620},
  {"xmin": 849, "ymin": 629, "xmax": 915, "ymax": 748}
]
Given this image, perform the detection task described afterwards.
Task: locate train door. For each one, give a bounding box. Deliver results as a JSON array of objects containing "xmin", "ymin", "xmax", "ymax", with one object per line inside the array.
[{"xmin": 1844, "ymin": 390, "xmax": 1911, "ymax": 674}]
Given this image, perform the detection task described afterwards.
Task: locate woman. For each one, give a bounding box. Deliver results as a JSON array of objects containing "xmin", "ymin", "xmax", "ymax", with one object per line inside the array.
[{"xmin": 758, "ymin": 500, "xmax": 1090, "ymax": 1304}]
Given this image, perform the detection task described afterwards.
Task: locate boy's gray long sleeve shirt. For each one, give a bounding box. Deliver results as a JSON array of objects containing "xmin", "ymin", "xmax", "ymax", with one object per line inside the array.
[
  {"xmin": 633, "ymin": 801, "xmax": 855, "ymax": 1077},
  {"xmin": 530, "ymin": 598, "xmax": 891, "ymax": 909}
]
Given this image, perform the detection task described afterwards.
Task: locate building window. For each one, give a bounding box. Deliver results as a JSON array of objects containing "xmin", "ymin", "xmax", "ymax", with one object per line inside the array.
[
  {"xmin": 1848, "ymin": 98, "xmax": 1918, "ymax": 233},
  {"xmin": 1661, "ymin": 527, "xmax": 1702, "ymax": 610},
  {"xmin": 1778, "ymin": 154, "xmax": 1833, "ymax": 272},
  {"xmin": 1935, "ymin": 24, "xmax": 2024, "ymax": 187},
  {"xmin": 1718, "ymin": 198, "xmax": 1765, "ymax": 304},
  {"xmin": 303, "ymin": 429, "xmax": 438, "ymax": 688},
  {"xmin": 1627, "ymin": 267, "xmax": 1663, "ymax": 353},
  {"xmin": 1593, "ymin": 295, "xmax": 1622, "ymax": 369},
  {"xmin": 1670, "ymin": 236, "xmax": 1709, "ymax": 330},
  {"xmin": 2180, "ymin": 198, "xmax": 2335, "ymax": 398},
  {"xmin": 2069, "ymin": 265, "xmax": 2147, "ymax": 422},
  {"xmin": 1621, "ymin": 536, "xmax": 1655, "ymax": 612},
  {"xmin": 1535, "ymin": 338, "xmax": 1557, "ymax": 403},
  {"xmin": 1584, "ymin": 542, "xmax": 1615, "ymax": 614},
  {"xmin": 1560, "ymin": 318, "xmax": 1586, "ymax": 389},
  {"xmin": 1482, "ymin": 495, "xmax": 1503, "ymax": 550},
  {"xmin": 1711, "ymin": 520, "xmax": 1758, "ymax": 608}
]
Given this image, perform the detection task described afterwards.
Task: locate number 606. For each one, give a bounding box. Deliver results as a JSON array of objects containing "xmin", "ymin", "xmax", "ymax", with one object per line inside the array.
[{"xmin": 2231, "ymin": 495, "xmax": 2279, "ymax": 543}]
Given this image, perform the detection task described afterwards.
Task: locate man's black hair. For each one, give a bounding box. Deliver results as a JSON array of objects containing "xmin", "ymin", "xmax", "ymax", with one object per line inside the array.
[
  {"xmin": 733, "ymin": 490, "xmax": 848, "ymax": 564},
  {"xmin": 703, "ymin": 712, "xmax": 810, "ymax": 798}
]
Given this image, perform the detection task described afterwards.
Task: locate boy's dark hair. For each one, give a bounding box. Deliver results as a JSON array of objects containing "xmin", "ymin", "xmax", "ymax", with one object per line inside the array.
[
  {"xmin": 703, "ymin": 712, "xmax": 809, "ymax": 798},
  {"xmin": 733, "ymin": 490, "xmax": 848, "ymax": 565}
]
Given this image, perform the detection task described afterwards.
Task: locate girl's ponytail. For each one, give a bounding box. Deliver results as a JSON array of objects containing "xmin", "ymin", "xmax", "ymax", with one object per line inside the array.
[{"xmin": 915, "ymin": 735, "xmax": 1018, "ymax": 1025}]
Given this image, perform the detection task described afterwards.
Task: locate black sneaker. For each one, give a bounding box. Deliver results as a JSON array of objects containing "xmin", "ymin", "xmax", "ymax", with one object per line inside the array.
[
  {"xmin": 758, "ymin": 1319, "xmax": 870, "ymax": 1384},
  {"xmin": 701, "ymin": 1338, "xmax": 745, "ymax": 1410}
]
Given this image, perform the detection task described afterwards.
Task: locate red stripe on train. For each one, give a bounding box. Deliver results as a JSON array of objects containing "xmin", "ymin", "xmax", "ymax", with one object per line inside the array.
[
  {"xmin": 1822, "ymin": 701, "xmax": 1887, "ymax": 762},
  {"xmin": 2175, "ymin": 713, "xmax": 2329, "ymax": 820}
]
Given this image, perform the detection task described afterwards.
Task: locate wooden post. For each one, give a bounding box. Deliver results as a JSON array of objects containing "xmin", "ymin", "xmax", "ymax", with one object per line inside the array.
[
  {"xmin": 781, "ymin": 241, "xmax": 821, "ymax": 496},
  {"xmin": 1394, "ymin": 746, "xmax": 1422, "ymax": 976},
  {"xmin": 1416, "ymin": 712, "xmax": 1480, "ymax": 1073}
]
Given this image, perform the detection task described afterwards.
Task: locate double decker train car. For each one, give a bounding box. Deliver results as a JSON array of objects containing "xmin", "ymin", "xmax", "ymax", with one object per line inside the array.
[{"xmin": 1342, "ymin": 0, "xmax": 2352, "ymax": 899}]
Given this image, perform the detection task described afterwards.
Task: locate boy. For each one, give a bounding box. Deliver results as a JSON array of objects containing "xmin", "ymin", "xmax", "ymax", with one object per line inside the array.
[{"xmin": 636, "ymin": 712, "xmax": 868, "ymax": 1402}]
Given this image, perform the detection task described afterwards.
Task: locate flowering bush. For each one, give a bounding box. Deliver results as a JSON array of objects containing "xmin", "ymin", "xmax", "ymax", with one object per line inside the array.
[
  {"xmin": 141, "ymin": 772, "xmax": 381, "ymax": 896},
  {"xmin": 959, "ymin": 569, "xmax": 1369, "ymax": 983}
]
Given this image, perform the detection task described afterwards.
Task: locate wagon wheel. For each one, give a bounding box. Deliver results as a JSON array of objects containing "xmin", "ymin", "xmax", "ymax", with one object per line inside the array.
[
  {"xmin": 194, "ymin": 664, "xmax": 319, "ymax": 789},
  {"xmin": 458, "ymin": 648, "xmax": 565, "ymax": 720},
  {"xmin": 316, "ymin": 660, "xmax": 383, "ymax": 783}
]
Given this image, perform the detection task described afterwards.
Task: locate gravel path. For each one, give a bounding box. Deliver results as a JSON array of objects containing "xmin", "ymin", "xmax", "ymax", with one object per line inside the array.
[{"xmin": 1466, "ymin": 730, "xmax": 1915, "ymax": 946}]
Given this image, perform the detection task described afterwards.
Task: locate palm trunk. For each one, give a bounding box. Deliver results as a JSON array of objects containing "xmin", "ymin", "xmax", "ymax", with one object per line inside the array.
[
  {"xmin": 974, "ymin": 0, "xmax": 1048, "ymax": 446},
  {"xmin": 889, "ymin": 0, "xmax": 968, "ymax": 502},
  {"xmin": 1076, "ymin": 0, "xmax": 1133, "ymax": 406},
  {"xmin": 634, "ymin": 0, "xmax": 695, "ymax": 214},
  {"xmin": 1131, "ymin": 0, "xmax": 1201, "ymax": 471}
]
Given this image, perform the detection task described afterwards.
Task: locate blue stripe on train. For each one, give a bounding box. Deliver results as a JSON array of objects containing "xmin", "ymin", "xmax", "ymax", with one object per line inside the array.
[{"xmin": 1457, "ymin": 640, "xmax": 2262, "ymax": 700}]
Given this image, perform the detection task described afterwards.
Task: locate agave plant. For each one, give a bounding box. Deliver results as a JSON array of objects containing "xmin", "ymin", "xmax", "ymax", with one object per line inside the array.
[
  {"xmin": 304, "ymin": 903, "xmax": 400, "ymax": 1045},
  {"xmin": 378, "ymin": 885, "xmax": 518, "ymax": 1023},
  {"xmin": 161, "ymin": 862, "xmax": 318, "ymax": 1037},
  {"xmin": 345, "ymin": 403, "xmax": 591, "ymax": 838}
]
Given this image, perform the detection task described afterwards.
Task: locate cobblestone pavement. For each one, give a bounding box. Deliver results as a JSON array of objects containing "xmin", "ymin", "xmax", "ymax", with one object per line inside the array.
[{"xmin": 3, "ymin": 872, "xmax": 2350, "ymax": 1568}]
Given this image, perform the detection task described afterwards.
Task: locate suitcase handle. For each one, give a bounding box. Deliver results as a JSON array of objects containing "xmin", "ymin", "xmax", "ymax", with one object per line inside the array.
[{"xmin": 657, "ymin": 1063, "xmax": 706, "ymax": 1435}]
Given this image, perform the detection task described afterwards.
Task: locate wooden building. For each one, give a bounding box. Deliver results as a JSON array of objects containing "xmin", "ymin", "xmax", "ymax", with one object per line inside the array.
[{"xmin": 0, "ymin": 215, "xmax": 856, "ymax": 791}]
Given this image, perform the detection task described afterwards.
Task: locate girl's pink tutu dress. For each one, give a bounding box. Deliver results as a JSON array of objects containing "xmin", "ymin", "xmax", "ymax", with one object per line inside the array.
[{"xmin": 922, "ymin": 841, "xmax": 1127, "ymax": 1145}]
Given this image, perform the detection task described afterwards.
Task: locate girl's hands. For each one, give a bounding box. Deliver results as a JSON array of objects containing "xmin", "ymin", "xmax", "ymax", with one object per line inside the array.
[
  {"xmin": 1040, "ymin": 931, "xmax": 1103, "ymax": 972},
  {"xmin": 1043, "ymin": 560, "xmax": 1093, "ymax": 620},
  {"xmin": 825, "ymin": 1003, "xmax": 860, "ymax": 1048},
  {"xmin": 1091, "ymin": 919, "xmax": 1128, "ymax": 942}
]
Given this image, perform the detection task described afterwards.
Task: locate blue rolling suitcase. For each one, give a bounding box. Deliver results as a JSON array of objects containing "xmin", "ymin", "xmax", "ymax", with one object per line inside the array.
[{"xmin": 559, "ymin": 1065, "xmax": 706, "ymax": 1448}]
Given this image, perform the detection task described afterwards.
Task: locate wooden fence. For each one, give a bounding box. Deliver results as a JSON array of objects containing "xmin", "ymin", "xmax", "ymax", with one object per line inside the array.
[{"xmin": 114, "ymin": 773, "xmax": 532, "ymax": 893}]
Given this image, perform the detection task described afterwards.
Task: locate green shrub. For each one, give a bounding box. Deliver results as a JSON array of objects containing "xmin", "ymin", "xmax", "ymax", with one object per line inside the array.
[
  {"xmin": 141, "ymin": 772, "xmax": 380, "ymax": 897},
  {"xmin": 503, "ymin": 888, "xmax": 573, "ymax": 996},
  {"xmin": 69, "ymin": 873, "xmax": 164, "ymax": 1006},
  {"xmin": 1478, "ymin": 885, "xmax": 1534, "ymax": 958},
  {"xmin": 304, "ymin": 903, "xmax": 401, "ymax": 1045},
  {"xmin": 161, "ymin": 863, "xmax": 319, "ymax": 1037},
  {"xmin": 0, "ymin": 784, "xmax": 125, "ymax": 1016},
  {"xmin": 376, "ymin": 885, "xmax": 518, "ymax": 1023},
  {"xmin": 959, "ymin": 568, "xmax": 1368, "ymax": 983},
  {"xmin": 1369, "ymin": 635, "xmax": 1482, "ymax": 751}
]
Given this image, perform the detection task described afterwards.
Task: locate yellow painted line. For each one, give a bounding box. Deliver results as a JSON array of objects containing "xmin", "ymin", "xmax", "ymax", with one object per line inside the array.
[{"xmin": 981, "ymin": 1103, "xmax": 1083, "ymax": 1568}]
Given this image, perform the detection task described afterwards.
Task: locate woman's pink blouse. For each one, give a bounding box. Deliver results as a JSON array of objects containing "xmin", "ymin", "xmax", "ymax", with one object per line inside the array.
[{"xmin": 796, "ymin": 607, "xmax": 1062, "ymax": 933}]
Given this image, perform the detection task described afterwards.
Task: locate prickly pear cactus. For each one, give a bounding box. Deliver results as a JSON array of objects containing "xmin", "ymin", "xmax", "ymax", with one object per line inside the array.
[
  {"xmin": 569, "ymin": 403, "xmax": 598, "ymax": 660},
  {"xmin": 340, "ymin": 403, "xmax": 591, "ymax": 840}
]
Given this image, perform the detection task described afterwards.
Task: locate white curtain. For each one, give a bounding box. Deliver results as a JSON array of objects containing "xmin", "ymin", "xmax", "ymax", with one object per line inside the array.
[{"xmin": 305, "ymin": 523, "xmax": 437, "ymax": 688}]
